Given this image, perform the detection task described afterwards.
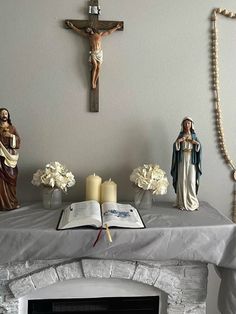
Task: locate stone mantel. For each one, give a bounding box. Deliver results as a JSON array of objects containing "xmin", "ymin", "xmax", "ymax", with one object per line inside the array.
[{"xmin": 0, "ymin": 258, "xmax": 207, "ymax": 314}]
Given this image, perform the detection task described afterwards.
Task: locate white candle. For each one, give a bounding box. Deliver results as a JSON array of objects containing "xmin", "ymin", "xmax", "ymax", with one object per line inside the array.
[
  {"xmin": 85, "ymin": 173, "xmax": 102, "ymax": 202},
  {"xmin": 100, "ymin": 179, "xmax": 117, "ymax": 203}
]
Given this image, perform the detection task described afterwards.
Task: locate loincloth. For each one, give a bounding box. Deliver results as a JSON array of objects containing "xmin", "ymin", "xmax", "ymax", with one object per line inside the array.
[{"xmin": 89, "ymin": 49, "xmax": 103, "ymax": 64}]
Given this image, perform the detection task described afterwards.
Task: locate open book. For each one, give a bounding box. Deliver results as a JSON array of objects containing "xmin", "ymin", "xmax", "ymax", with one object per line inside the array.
[{"xmin": 57, "ymin": 201, "xmax": 145, "ymax": 230}]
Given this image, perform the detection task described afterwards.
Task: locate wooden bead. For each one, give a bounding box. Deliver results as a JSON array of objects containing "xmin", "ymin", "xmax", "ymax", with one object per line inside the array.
[
  {"xmin": 212, "ymin": 80, "xmax": 217, "ymax": 85},
  {"xmin": 211, "ymin": 15, "xmax": 216, "ymax": 21}
]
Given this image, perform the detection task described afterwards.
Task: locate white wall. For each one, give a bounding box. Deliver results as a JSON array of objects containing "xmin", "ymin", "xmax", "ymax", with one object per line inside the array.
[{"xmin": 1, "ymin": 0, "xmax": 236, "ymax": 313}]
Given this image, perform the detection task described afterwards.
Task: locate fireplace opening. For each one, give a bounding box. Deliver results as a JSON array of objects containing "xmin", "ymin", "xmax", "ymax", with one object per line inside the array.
[{"xmin": 28, "ymin": 296, "xmax": 159, "ymax": 314}]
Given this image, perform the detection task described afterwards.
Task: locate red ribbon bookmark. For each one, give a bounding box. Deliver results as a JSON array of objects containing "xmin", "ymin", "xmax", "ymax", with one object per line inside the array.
[{"xmin": 93, "ymin": 226, "xmax": 103, "ymax": 247}]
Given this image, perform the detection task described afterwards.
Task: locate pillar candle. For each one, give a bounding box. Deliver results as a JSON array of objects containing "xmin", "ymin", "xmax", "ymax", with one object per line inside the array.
[
  {"xmin": 100, "ymin": 179, "xmax": 117, "ymax": 203},
  {"xmin": 85, "ymin": 173, "xmax": 102, "ymax": 202}
]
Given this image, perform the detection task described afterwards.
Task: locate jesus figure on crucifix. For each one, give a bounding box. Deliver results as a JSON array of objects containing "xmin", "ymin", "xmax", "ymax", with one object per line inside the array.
[{"xmin": 66, "ymin": 21, "xmax": 122, "ymax": 89}]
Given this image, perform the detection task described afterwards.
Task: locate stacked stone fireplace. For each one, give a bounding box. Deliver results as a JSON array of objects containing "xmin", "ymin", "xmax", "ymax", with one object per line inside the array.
[{"xmin": 0, "ymin": 258, "xmax": 208, "ymax": 314}]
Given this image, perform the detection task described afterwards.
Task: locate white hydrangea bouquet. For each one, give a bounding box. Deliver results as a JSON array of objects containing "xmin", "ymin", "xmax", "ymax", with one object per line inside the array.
[
  {"xmin": 32, "ymin": 161, "xmax": 76, "ymax": 193},
  {"xmin": 130, "ymin": 164, "xmax": 169, "ymax": 195},
  {"xmin": 130, "ymin": 164, "xmax": 169, "ymax": 208}
]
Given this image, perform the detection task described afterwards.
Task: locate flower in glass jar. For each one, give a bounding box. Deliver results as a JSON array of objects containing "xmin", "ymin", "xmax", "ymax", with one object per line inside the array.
[
  {"xmin": 31, "ymin": 161, "xmax": 76, "ymax": 192},
  {"xmin": 130, "ymin": 164, "xmax": 169, "ymax": 195}
]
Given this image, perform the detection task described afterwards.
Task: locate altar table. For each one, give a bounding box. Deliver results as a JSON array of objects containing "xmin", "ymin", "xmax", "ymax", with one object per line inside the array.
[{"xmin": 0, "ymin": 201, "xmax": 235, "ymax": 313}]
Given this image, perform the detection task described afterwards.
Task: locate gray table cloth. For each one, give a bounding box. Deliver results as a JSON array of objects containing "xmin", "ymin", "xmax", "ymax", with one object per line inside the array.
[{"xmin": 0, "ymin": 201, "xmax": 235, "ymax": 313}]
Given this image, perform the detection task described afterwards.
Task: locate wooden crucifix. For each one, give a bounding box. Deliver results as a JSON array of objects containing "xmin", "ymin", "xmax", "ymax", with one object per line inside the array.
[{"xmin": 65, "ymin": 0, "xmax": 124, "ymax": 112}]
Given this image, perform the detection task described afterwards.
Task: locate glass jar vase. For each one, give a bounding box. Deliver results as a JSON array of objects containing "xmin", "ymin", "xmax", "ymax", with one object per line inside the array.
[
  {"xmin": 42, "ymin": 187, "xmax": 62, "ymax": 209},
  {"xmin": 133, "ymin": 186, "xmax": 153, "ymax": 209}
]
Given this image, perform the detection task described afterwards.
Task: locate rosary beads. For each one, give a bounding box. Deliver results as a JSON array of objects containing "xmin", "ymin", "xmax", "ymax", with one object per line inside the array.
[{"xmin": 211, "ymin": 8, "xmax": 236, "ymax": 221}]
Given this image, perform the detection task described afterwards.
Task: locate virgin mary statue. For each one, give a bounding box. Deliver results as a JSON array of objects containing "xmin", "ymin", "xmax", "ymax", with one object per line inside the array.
[{"xmin": 171, "ymin": 117, "xmax": 202, "ymax": 211}]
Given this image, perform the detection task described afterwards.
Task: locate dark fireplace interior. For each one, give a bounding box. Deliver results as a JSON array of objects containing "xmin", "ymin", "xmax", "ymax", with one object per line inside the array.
[{"xmin": 28, "ymin": 296, "xmax": 159, "ymax": 314}]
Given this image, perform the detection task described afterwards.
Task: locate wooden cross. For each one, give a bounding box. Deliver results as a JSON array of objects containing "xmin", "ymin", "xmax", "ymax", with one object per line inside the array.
[{"xmin": 65, "ymin": 0, "xmax": 124, "ymax": 112}]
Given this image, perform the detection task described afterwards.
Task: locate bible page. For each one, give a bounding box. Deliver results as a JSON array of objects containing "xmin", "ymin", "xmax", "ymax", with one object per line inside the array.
[
  {"xmin": 101, "ymin": 202, "xmax": 144, "ymax": 228},
  {"xmin": 59, "ymin": 200, "xmax": 102, "ymax": 229}
]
